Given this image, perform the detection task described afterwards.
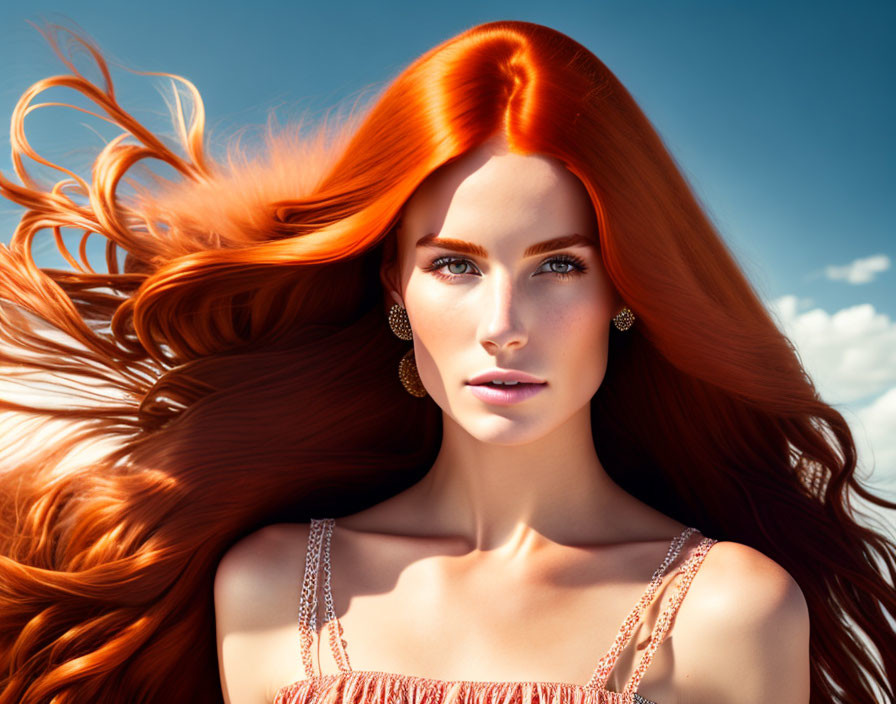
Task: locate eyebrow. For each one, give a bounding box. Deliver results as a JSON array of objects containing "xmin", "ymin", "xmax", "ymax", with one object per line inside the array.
[{"xmin": 415, "ymin": 232, "xmax": 598, "ymax": 258}]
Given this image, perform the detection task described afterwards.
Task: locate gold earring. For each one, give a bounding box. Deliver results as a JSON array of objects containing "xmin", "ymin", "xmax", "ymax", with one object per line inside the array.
[
  {"xmin": 398, "ymin": 348, "xmax": 427, "ymax": 398},
  {"xmin": 613, "ymin": 306, "xmax": 635, "ymax": 331},
  {"xmin": 387, "ymin": 302, "xmax": 413, "ymax": 341},
  {"xmin": 388, "ymin": 303, "xmax": 427, "ymax": 397}
]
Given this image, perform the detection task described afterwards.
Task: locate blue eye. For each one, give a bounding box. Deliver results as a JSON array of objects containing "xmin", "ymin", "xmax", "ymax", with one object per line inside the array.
[{"xmin": 424, "ymin": 254, "xmax": 588, "ymax": 281}]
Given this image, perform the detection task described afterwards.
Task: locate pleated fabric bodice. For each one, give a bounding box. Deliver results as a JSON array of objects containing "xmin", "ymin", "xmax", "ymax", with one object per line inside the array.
[{"xmin": 274, "ymin": 518, "xmax": 718, "ymax": 704}]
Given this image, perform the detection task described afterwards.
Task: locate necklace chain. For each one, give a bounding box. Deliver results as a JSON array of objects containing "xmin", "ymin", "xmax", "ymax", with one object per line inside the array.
[{"xmin": 585, "ymin": 527, "xmax": 697, "ymax": 690}]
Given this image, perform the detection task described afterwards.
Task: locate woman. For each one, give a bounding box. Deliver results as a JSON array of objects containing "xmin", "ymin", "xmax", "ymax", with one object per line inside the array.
[{"xmin": 0, "ymin": 19, "xmax": 893, "ymax": 704}]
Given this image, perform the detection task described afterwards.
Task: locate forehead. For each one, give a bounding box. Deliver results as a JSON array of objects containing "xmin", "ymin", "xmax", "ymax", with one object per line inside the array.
[{"xmin": 399, "ymin": 142, "xmax": 598, "ymax": 246}]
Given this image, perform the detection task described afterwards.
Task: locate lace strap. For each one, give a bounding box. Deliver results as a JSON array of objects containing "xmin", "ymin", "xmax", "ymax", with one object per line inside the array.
[
  {"xmin": 585, "ymin": 526, "xmax": 698, "ymax": 690},
  {"xmin": 297, "ymin": 518, "xmax": 353, "ymax": 677},
  {"xmin": 622, "ymin": 535, "xmax": 718, "ymax": 695}
]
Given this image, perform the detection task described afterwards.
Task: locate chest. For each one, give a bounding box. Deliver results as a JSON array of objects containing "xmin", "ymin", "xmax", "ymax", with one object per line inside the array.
[{"xmin": 269, "ymin": 530, "xmax": 696, "ymax": 702}]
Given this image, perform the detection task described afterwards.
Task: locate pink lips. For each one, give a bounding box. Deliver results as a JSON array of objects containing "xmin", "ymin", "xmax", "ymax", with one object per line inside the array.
[
  {"xmin": 467, "ymin": 370, "xmax": 546, "ymax": 385},
  {"xmin": 466, "ymin": 381, "xmax": 547, "ymax": 406}
]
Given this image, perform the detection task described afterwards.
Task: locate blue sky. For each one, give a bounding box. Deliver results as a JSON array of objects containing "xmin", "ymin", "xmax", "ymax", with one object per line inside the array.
[{"xmin": 1, "ymin": 1, "xmax": 894, "ymax": 527}]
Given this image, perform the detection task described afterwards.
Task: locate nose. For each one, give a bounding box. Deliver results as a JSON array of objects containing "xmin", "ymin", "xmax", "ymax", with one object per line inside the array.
[{"xmin": 478, "ymin": 271, "xmax": 528, "ymax": 353}]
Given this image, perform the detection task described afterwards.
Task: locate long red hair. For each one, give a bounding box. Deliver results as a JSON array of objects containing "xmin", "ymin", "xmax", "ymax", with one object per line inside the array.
[{"xmin": 1, "ymin": 20, "xmax": 893, "ymax": 704}]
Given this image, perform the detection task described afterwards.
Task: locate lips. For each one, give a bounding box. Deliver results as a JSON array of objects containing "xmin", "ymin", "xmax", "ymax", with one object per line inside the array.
[
  {"xmin": 466, "ymin": 380, "xmax": 547, "ymax": 405},
  {"xmin": 467, "ymin": 370, "xmax": 546, "ymax": 385},
  {"xmin": 473, "ymin": 381, "xmax": 540, "ymax": 387}
]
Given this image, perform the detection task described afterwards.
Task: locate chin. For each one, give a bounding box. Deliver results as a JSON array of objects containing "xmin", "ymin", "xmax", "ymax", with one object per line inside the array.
[{"xmin": 462, "ymin": 409, "xmax": 556, "ymax": 438}]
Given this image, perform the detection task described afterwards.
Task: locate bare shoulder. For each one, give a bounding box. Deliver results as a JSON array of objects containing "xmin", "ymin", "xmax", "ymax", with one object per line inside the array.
[
  {"xmin": 216, "ymin": 522, "xmax": 309, "ymax": 594},
  {"xmin": 673, "ymin": 539, "xmax": 811, "ymax": 704},
  {"xmin": 214, "ymin": 522, "xmax": 311, "ymax": 704}
]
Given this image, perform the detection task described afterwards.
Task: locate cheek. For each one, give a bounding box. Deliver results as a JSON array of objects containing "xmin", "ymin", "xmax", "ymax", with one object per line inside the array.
[
  {"xmin": 403, "ymin": 272, "xmax": 613, "ymax": 373},
  {"xmin": 552, "ymin": 298, "xmax": 609, "ymax": 355},
  {"xmin": 406, "ymin": 282, "xmax": 472, "ymax": 341},
  {"xmin": 407, "ymin": 275, "xmax": 612, "ymax": 343},
  {"xmin": 548, "ymin": 271, "xmax": 614, "ymax": 329},
  {"xmin": 401, "ymin": 282, "xmax": 472, "ymax": 385},
  {"xmin": 548, "ymin": 286, "xmax": 613, "ymax": 387}
]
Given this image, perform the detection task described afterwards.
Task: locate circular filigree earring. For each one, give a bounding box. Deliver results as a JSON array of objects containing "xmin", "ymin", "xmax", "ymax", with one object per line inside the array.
[
  {"xmin": 613, "ymin": 306, "xmax": 635, "ymax": 331},
  {"xmin": 387, "ymin": 302, "xmax": 413, "ymax": 341},
  {"xmin": 387, "ymin": 303, "xmax": 427, "ymax": 398}
]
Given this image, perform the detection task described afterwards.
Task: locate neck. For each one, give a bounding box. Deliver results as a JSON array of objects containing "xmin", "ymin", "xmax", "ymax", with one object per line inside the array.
[{"xmin": 403, "ymin": 404, "xmax": 632, "ymax": 555}]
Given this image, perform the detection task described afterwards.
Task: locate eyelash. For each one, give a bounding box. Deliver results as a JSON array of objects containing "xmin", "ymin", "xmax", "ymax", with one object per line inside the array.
[{"xmin": 423, "ymin": 253, "xmax": 588, "ymax": 282}]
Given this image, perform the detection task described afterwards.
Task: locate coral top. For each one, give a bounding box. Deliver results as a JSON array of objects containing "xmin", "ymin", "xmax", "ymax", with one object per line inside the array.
[{"xmin": 273, "ymin": 518, "xmax": 718, "ymax": 704}]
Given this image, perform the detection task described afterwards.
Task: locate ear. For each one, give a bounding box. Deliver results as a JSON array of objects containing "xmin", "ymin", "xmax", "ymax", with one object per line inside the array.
[
  {"xmin": 604, "ymin": 281, "xmax": 626, "ymax": 318},
  {"xmin": 379, "ymin": 223, "xmax": 405, "ymax": 309},
  {"xmin": 613, "ymin": 294, "xmax": 627, "ymax": 316},
  {"xmin": 379, "ymin": 266, "xmax": 403, "ymax": 308}
]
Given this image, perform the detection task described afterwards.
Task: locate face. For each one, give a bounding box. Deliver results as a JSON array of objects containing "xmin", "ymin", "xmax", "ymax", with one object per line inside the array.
[{"xmin": 381, "ymin": 134, "xmax": 624, "ymax": 445}]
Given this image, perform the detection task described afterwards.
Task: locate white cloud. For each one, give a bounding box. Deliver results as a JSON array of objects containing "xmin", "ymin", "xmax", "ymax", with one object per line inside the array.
[
  {"xmin": 767, "ymin": 296, "xmax": 896, "ymax": 404},
  {"xmin": 823, "ymin": 254, "xmax": 890, "ymax": 284},
  {"xmin": 767, "ymin": 295, "xmax": 896, "ymax": 532},
  {"xmin": 848, "ymin": 388, "xmax": 896, "ymax": 489},
  {"xmin": 841, "ymin": 389, "xmax": 896, "ymax": 538}
]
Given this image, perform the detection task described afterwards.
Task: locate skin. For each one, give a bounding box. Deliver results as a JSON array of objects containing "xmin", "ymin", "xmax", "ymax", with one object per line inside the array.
[
  {"xmin": 214, "ymin": 133, "xmax": 811, "ymax": 704},
  {"xmin": 377, "ymin": 131, "xmax": 639, "ymax": 552}
]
